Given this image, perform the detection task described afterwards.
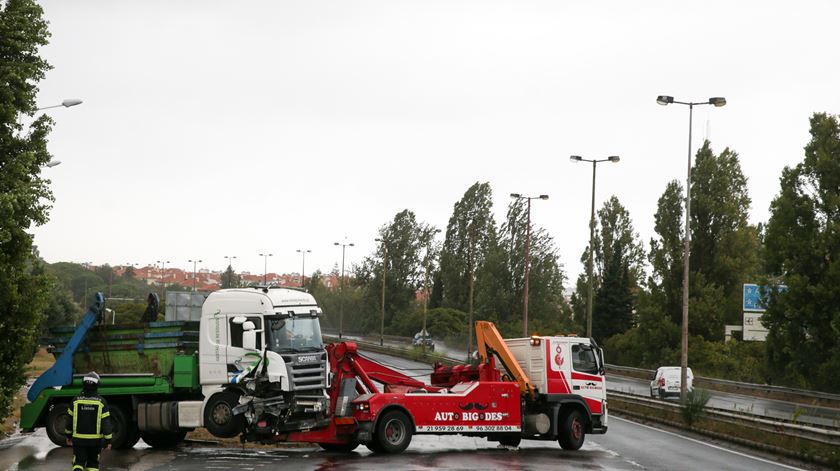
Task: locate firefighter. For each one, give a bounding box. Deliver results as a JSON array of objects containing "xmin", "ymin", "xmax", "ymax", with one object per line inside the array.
[{"xmin": 64, "ymin": 371, "xmax": 112, "ymax": 471}]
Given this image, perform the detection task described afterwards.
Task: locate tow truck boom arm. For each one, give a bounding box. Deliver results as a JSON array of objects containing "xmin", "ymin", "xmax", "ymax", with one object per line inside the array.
[{"xmin": 474, "ymin": 321, "xmax": 536, "ymax": 398}]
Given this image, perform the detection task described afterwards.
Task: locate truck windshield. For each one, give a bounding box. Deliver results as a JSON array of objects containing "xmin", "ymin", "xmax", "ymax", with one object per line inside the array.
[
  {"xmin": 572, "ymin": 344, "xmax": 599, "ymax": 375},
  {"xmin": 267, "ymin": 317, "xmax": 323, "ymax": 353}
]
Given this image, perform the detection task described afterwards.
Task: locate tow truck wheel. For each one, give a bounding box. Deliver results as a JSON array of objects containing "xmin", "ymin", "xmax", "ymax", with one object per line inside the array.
[
  {"xmin": 46, "ymin": 403, "xmax": 71, "ymax": 447},
  {"xmin": 557, "ymin": 409, "xmax": 586, "ymax": 451},
  {"xmin": 204, "ymin": 392, "xmax": 245, "ymax": 438},
  {"xmin": 497, "ymin": 434, "xmax": 521, "ymax": 447},
  {"xmin": 374, "ymin": 410, "xmax": 413, "ymax": 454},
  {"xmin": 318, "ymin": 442, "xmax": 359, "ymax": 453},
  {"xmin": 365, "ymin": 440, "xmax": 385, "ymax": 453},
  {"xmin": 141, "ymin": 431, "xmax": 187, "ymax": 448}
]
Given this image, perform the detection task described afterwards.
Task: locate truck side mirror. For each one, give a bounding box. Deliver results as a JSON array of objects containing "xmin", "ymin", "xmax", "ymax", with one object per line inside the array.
[
  {"xmin": 232, "ymin": 316, "xmax": 247, "ymax": 325},
  {"xmin": 243, "ymin": 321, "xmax": 257, "ymax": 350}
]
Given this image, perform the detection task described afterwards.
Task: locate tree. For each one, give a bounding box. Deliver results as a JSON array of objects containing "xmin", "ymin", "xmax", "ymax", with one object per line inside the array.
[
  {"xmin": 573, "ymin": 196, "xmax": 644, "ymax": 342},
  {"xmin": 220, "ymin": 265, "xmax": 240, "ymax": 289},
  {"xmin": 0, "ymin": 0, "xmax": 55, "ymax": 420},
  {"xmin": 440, "ymin": 182, "xmax": 495, "ymax": 312},
  {"xmin": 648, "ymin": 180, "xmax": 684, "ymax": 327},
  {"xmin": 354, "ymin": 210, "xmax": 435, "ymax": 333},
  {"xmin": 690, "ymin": 141, "xmax": 761, "ymax": 335},
  {"xmin": 763, "ymin": 113, "xmax": 840, "ymax": 391}
]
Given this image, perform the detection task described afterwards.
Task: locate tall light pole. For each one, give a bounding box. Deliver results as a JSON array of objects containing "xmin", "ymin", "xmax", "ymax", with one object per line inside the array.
[
  {"xmin": 188, "ymin": 259, "xmax": 203, "ymax": 292},
  {"xmin": 334, "ymin": 241, "xmax": 354, "ymax": 339},
  {"xmin": 156, "ymin": 260, "xmax": 170, "ymax": 292},
  {"xmin": 510, "ymin": 193, "xmax": 549, "ymax": 336},
  {"xmin": 375, "ymin": 238, "xmax": 388, "ymax": 346},
  {"xmin": 224, "ymin": 255, "xmax": 237, "ymax": 288},
  {"xmin": 570, "ymin": 155, "xmax": 620, "ymax": 338},
  {"xmin": 657, "ymin": 94, "xmax": 727, "ymax": 400},
  {"xmin": 296, "ymin": 249, "xmax": 312, "ymax": 288},
  {"xmin": 259, "ymin": 253, "xmax": 273, "ymax": 285}
]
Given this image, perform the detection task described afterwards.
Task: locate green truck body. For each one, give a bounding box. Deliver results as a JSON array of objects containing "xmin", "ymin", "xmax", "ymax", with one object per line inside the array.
[{"xmin": 21, "ymin": 321, "xmax": 202, "ymax": 448}]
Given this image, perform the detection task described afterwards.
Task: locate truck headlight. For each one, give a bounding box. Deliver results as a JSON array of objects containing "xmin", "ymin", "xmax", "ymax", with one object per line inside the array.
[{"xmin": 355, "ymin": 403, "xmax": 370, "ymax": 411}]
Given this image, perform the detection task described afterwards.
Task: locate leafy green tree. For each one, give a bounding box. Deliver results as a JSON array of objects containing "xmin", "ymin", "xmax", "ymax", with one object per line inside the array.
[
  {"xmin": 0, "ymin": 0, "xmax": 55, "ymax": 420},
  {"xmin": 221, "ymin": 264, "xmax": 240, "ymax": 289},
  {"xmin": 690, "ymin": 141, "xmax": 761, "ymax": 334},
  {"xmin": 440, "ymin": 182, "xmax": 495, "ymax": 312},
  {"xmin": 647, "ymin": 180, "xmax": 684, "ymax": 327},
  {"xmin": 354, "ymin": 210, "xmax": 435, "ymax": 333},
  {"xmin": 763, "ymin": 113, "xmax": 840, "ymax": 391},
  {"xmin": 572, "ymin": 196, "xmax": 644, "ymax": 342}
]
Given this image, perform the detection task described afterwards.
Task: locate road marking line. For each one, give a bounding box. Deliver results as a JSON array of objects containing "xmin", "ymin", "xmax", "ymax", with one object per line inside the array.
[{"xmin": 612, "ymin": 416, "xmax": 805, "ymax": 471}]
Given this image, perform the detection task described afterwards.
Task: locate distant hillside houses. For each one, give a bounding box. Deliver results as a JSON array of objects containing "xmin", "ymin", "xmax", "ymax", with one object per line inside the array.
[{"xmin": 107, "ymin": 264, "xmax": 340, "ymax": 292}]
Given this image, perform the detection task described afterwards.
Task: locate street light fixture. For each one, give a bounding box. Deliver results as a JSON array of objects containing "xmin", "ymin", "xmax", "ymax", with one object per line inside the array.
[
  {"xmin": 188, "ymin": 259, "xmax": 203, "ymax": 292},
  {"xmin": 296, "ymin": 249, "xmax": 312, "ymax": 288},
  {"xmin": 156, "ymin": 260, "xmax": 170, "ymax": 289},
  {"xmin": 569, "ymin": 155, "xmax": 621, "ymax": 338},
  {"xmin": 375, "ymin": 238, "xmax": 388, "ymax": 346},
  {"xmin": 334, "ymin": 240, "xmax": 355, "ymax": 339},
  {"xmin": 510, "ymin": 193, "xmax": 549, "ymax": 336},
  {"xmin": 259, "ymin": 253, "xmax": 273, "ymax": 285},
  {"xmin": 36, "ymin": 99, "xmax": 83, "ymax": 111},
  {"xmin": 656, "ymin": 94, "xmax": 727, "ymax": 400},
  {"xmin": 44, "ymin": 160, "xmax": 62, "ymax": 168}
]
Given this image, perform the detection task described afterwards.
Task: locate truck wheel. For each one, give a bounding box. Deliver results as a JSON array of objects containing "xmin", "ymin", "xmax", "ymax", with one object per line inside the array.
[
  {"xmin": 110, "ymin": 405, "xmax": 141, "ymax": 450},
  {"xmin": 374, "ymin": 410, "xmax": 412, "ymax": 454},
  {"xmin": 497, "ymin": 434, "xmax": 521, "ymax": 447},
  {"xmin": 319, "ymin": 442, "xmax": 359, "ymax": 452},
  {"xmin": 557, "ymin": 409, "xmax": 586, "ymax": 451},
  {"xmin": 204, "ymin": 392, "xmax": 244, "ymax": 438},
  {"xmin": 46, "ymin": 403, "xmax": 71, "ymax": 447},
  {"xmin": 365, "ymin": 440, "xmax": 385, "ymax": 453},
  {"xmin": 141, "ymin": 431, "xmax": 187, "ymax": 449}
]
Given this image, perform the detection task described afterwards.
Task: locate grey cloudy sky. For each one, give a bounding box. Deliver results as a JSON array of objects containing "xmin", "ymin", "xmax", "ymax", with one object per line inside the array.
[{"xmin": 32, "ymin": 0, "xmax": 840, "ymax": 283}]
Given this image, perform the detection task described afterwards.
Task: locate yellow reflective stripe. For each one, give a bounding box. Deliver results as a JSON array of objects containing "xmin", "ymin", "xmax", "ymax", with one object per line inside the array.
[
  {"xmin": 67, "ymin": 408, "xmax": 74, "ymax": 416},
  {"xmin": 100, "ymin": 411, "xmax": 110, "ymax": 419},
  {"xmin": 72, "ymin": 402, "xmax": 79, "ymax": 435},
  {"xmin": 102, "ymin": 434, "xmax": 113, "ymax": 439},
  {"xmin": 88, "ymin": 468, "xmax": 100, "ymax": 471},
  {"xmin": 72, "ymin": 433, "xmax": 102, "ymax": 439},
  {"xmin": 97, "ymin": 403, "xmax": 101, "ymax": 436},
  {"xmin": 72, "ymin": 466, "xmax": 84, "ymax": 471}
]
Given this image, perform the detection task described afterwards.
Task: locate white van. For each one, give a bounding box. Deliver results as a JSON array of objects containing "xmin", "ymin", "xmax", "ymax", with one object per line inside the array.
[{"xmin": 649, "ymin": 366, "xmax": 694, "ymax": 398}]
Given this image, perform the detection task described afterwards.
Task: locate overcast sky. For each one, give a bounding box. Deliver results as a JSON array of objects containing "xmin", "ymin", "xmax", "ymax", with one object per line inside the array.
[{"xmin": 31, "ymin": 0, "xmax": 840, "ymax": 284}]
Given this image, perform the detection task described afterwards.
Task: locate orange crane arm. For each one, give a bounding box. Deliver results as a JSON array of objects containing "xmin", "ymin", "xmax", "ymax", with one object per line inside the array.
[{"xmin": 474, "ymin": 321, "xmax": 536, "ymax": 399}]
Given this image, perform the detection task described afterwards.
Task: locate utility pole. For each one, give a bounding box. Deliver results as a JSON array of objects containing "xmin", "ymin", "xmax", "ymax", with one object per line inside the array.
[
  {"xmin": 334, "ymin": 241, "xmax": 354, "ymax": 339},
  {"xmin": 375, "ymin": 238, "xmax": 388, "ymax": 347},
  {"xmin": 188, "ymin": 259, "xmax": 202, "ymax": 292},
  {"xmin": 259, "ymin": 253, "xmax": 273, "ymax": 285},
  {"xmin": 510, "ymin": 194, "xmax": 549, "ymax": 336},
  {"xmin": 296, "ymin": 249, "xmax": 311, "ymax": 288}
]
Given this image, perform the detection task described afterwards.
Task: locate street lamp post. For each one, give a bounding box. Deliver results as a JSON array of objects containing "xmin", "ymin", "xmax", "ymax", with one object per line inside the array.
[
  {"xmin": 224, "ymin": 255, "xmax": 237, "ymax": 288},
  {"xmin": 510, "ymin": 193, "xmax": 549, "ymax": 336},
  {"xmin": 570, "ymin": 155, "xmax": 621, "ymax": 338},
  {"xmin": 334, "ymin": 241, "xmax": 355, "ymax": 339},
  {"xmin": 188, "ymin": 259, "xmax": 203, "ymax": 292},
  {"xmin": 375, "ymin": 238, "xmax": 388, "ymax": 346},
  {"xmin": 296, "ymin": 249, "xmax": 312, "ymax": 288},
  {"xmin": 156, "ymin": 260, "xmax": 170, "ymax": 291},
  {"xmin": 656, "ymin": 94, "xmax": 726, "ymax": 400},
  {"xmin": 259, "ymin": 253, "xmax": 273, "ymax": 285}
]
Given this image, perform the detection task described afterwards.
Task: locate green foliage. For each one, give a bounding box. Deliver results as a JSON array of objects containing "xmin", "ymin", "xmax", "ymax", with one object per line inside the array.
[
  {"xmin": 0, "ymin": 0, "xmax": 54, "ymax": 422},
  {"xmin": 681, "ymin": 388, "xmax": 710, "ymax": 427},
  {"xmin": 221, "ymin": 264, "xmax": 241, "ymax": 289},
  {"xmin": 647, "ymin": 180, "xmax": 684, "ymax": 327},
  {"xmin": 440, "ymin": 182, "xmax": 495, "ymax": 312},
  {"xmin": 389, "ymin": 307, "xmax": 468, "ymax": 346},
  {"xmin": 763, "ymin": 112, "xmax": 840, "ymax": 392},
  {"xmin": 43, "ymin": 277, "xmax": 80, "ymax": 330}
]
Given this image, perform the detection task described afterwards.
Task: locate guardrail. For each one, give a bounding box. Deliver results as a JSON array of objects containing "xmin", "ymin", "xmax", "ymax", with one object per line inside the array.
[{"xmin": 606, "ymin": 363, "xmax": 840, "ymax": 408}]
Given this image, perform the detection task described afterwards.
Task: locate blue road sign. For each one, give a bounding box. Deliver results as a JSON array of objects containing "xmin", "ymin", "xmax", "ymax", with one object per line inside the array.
[{"xmin": 743, "ymin": 283, "xmax": 788, "ymax": 312}]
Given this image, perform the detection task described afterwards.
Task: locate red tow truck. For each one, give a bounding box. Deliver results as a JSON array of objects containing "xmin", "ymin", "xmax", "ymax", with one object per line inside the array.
[{"xmin": 238, "ymin": 321, "xmax": 608, "ymax": 453}]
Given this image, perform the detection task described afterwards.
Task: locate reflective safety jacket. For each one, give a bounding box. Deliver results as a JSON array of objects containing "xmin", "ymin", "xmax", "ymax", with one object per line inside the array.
[{"xmin": 63, "ymin": 393, "xmax": 113, "ymax": 446}]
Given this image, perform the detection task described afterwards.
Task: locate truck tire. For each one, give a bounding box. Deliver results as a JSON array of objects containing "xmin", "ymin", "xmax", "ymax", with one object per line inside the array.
[
  {"xmin": 110, "ymin": 405, "xmax": 141, "ymax": 450},
  {"xmin": 497, "ymin": 434, "xmax": 521, "ymax": 447},
  {"xmin": 141, "ymin": 431, "xmax": 187, "ymax": 449},
  {"xmin": 374, "ymin": 410, "xmax": 412, "ymax": 454},
  {"xmin": 557, "ymin": 409, "xmax": 586, "ymax": 451},
  {"xmin": 204, "ymin": 392, "xmax": 244, "ymax": 438},
  {"xmin": 318, "ymin": 442, "xmax": 359, "ymax": 452},
  {"xmin": 365, "ymin": 440, "xmax": 385, "ymax": 453},
  {"xmin": 46, "ymin": 402, "xmax": 71, "ymax": 447}
]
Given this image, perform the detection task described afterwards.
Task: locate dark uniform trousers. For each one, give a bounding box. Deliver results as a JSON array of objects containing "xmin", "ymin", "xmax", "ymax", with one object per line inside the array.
[{"xmin": 64, "ymin": 393, "xmax": 113, "ymax": 471}]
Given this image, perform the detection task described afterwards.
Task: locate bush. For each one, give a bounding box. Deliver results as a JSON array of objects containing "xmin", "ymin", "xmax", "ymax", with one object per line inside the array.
[{"xmin": 681, "ymin": 388, "xmax": 710, "ymax": 426}]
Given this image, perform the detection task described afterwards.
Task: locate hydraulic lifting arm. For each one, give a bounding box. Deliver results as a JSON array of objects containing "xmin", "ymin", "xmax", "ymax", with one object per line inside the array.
[
  {"xmin": 27, "ymin": 293, "xmax": 105, "ymax": 401},
  {"xmin": 474, "ymin": 321, "xmax": 536, "ymax": 399}
]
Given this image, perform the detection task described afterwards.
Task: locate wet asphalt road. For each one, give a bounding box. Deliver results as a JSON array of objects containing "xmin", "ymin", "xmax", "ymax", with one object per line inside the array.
[{"xmin": 0, "ymin": 350, "xmax": 819, "ymax": 471}]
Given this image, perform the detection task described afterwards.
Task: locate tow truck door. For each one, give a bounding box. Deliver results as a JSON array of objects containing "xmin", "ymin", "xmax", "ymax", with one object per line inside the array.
[{"xmin": 568, "ymin": 341, "xmax": 606, "ymax": 415}]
